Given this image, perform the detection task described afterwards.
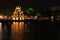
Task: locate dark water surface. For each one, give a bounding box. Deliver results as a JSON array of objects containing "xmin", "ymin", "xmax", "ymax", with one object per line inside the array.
[{"xmin": 0, "ymin": 20, "xmax": 59, "ymax": 40}]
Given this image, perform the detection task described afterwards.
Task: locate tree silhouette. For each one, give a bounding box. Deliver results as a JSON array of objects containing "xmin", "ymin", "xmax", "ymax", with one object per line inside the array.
[
  {"xmin": 24, "ymin": 7, "xmax": 35, "ymax": 16},
  {"xmin": 4, "ymin": 8, "xmax": 12, "ymax": 16}
]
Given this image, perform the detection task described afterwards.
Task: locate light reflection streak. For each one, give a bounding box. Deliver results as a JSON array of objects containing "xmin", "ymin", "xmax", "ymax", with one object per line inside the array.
[
  {"xmin": 0, "ymin": 22, "xmax": 2, "ymax": 40},
  {"xmin": 0, "ymin": 23, "xmax": 2, "ymax": 33},
  {"xmin": 12, "ymin": 22, "xmax": 24, "ymax": 33},
  {"xmin": 12, "ymin": 22, "xmax": 24, "ymax": 40}
]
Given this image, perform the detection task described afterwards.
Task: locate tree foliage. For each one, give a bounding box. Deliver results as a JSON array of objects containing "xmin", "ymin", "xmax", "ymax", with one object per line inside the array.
[{"xmin": 24, "ymin": 7, "xmax": 35, "ymax": 16}]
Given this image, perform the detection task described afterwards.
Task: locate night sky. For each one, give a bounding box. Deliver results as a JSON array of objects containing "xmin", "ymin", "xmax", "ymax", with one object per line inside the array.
[{"xmin": 0, "ymin": 0, "xmax": 60, "ymax": 10}]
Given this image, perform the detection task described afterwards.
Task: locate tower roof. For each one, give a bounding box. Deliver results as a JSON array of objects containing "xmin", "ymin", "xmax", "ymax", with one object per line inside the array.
[{"xmin": 16, "ymin": 6, "xmax": 21, "ymax": 10}]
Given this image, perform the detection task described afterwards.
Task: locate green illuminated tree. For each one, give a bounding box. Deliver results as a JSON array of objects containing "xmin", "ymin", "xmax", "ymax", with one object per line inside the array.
[
  {"xmin": 24, "ymin": 7, "xmax": 35, "ymax": 16},
  {"xmin": 28, "ymin": 8, "xmax": 34, "ymax": 12}
]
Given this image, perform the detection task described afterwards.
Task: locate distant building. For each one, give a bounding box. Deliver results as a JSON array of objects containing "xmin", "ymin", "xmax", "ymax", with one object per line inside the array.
[
  {"xmin": 51, "ymin": 6, "xmax": 60, "ymax": 11},
  {"xmin": 12, "ymin": 6, "xmax": 24, "ymax": 20},
  {"xmin": 50, "ymin": 6, "xmax": 60, "ymax": 21},
  {"xmin": 50, "ymin": 6, "xmax": 60, "ymax": 16}
]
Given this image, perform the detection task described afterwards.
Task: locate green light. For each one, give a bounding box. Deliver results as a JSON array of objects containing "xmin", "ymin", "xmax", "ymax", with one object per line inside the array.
[{"xmin": 28, "ymin": 8, "xmax": 34, "ymax": 12}]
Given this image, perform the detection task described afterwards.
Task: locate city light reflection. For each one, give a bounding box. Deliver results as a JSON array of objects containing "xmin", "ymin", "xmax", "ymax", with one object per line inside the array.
[
  {"xmin": 0, "ymin": 23, "xmax": 2, "ymax": 33},
  {"xmin": 51, "ymin": 16, "xmax": 54, "ymax": 21},
  {"xmin": 12, "ymin": 22, "xmax": 24, "ymax": 40}
]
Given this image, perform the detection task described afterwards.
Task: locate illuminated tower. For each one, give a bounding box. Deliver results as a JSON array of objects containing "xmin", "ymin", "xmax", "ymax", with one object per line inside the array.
[{"xmin": 12, "ymin": 6, "xmax": 24, "ymax": 20}]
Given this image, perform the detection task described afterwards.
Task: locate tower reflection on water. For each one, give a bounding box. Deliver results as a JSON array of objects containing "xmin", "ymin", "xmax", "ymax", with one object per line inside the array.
[
  {"xmin": 12, "ymin": 22, "xmax": 24, "ymax": 40},
  {"xmin": 12, "ymin": 22, "xmax": 24, "ymax": 33},
  {"xmin": 0, "ymin": 22, "xmax": 25, "ymax": 40}
]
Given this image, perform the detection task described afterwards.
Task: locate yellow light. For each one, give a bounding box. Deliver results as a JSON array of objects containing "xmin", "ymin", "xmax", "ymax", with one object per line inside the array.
[
  {"xmin": 16, "ymin": 6, "xmax": 20, "ymax": 9},
  {"xmin": 20, "ymin": 17, "xmax": 24, "ymax": 20},
  {"xmin": 22, "ymin": 17, "xmax": 24, "ymax": 20},
  {"xmin": 16, "ymin": 17, "xmax": 18, "ymax": 20},
  {"xmin": 12, "ymin": 17, "xmax": 15, "ymax": 20},
  {"xmin": 20, "ymin": 17, "xmax": 21, "ymax": 20}
]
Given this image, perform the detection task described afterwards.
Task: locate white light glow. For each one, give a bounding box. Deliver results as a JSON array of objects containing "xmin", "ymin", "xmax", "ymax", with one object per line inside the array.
[
  {"xmin": 0, "ymin": 23, "xmax": 2, "ymax": 33},
  {"xmin": 0, "ymin": 15, "xmax": 3, "ymax": 19},
  {"xmin": 16, "ymin": 17, "xmax": 18, "ymax": 20},
  {"xmin": 20, "ymin": 17, "xmax": 21, "ymax": 20},
  {"xmin": 12, "ymin": 17, "xmax": 15, "ymax": 20}
]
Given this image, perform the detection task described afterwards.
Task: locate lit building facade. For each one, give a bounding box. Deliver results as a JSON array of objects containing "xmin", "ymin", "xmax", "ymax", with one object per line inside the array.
[{"xmin": 12, "ymin": 6, "xmax": 24, "ymax": 20}]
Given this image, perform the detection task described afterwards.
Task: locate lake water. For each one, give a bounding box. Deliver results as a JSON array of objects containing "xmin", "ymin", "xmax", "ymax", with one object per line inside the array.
[{"xmin": 0, "ymin": 20, "xmax": 59, "ymax": 40}]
